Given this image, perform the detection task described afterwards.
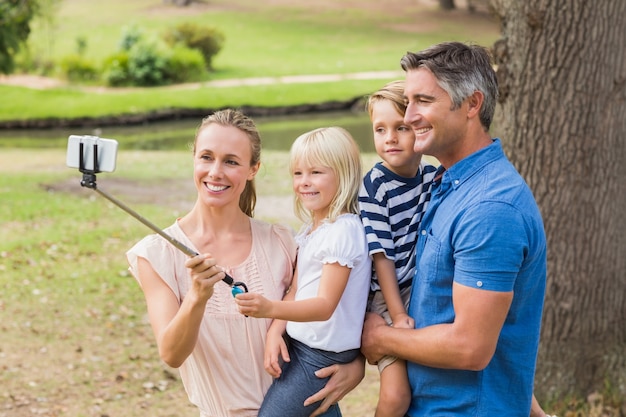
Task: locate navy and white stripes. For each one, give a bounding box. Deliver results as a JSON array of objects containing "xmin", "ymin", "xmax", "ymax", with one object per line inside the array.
[{"xmin": 359, "ymin": 162, "xmax": 438, "ymax": 290}]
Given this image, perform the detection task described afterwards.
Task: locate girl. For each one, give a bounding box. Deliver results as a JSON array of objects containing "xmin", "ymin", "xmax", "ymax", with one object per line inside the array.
[{"xmin": 235, "ymin": 127, "xmax": 371, "ymax": 417}]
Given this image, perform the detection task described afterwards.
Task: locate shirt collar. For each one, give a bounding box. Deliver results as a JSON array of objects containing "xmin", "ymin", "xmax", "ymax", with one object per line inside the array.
[{"xmin": 439, "ymin": 138, "xmax": 504, "ymax": 190}]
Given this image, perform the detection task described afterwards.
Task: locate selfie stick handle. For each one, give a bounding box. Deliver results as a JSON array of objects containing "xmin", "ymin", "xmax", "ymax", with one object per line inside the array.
[
  {"xmin": 94, "ymin": 187, "xmax": 238, "ymax": 287},
  {"xmin": 94, "ymin": 187, "xmax": 196, "ymax": 256},
  {"xmin": 78, "ymin": 142, "xmax": 236, "ymax": 288}
]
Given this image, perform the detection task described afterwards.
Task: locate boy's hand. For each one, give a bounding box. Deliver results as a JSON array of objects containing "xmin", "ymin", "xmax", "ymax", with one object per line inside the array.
[{"xmin": 391, "ymin": 312, "xmax": 415, "ymax": 329}]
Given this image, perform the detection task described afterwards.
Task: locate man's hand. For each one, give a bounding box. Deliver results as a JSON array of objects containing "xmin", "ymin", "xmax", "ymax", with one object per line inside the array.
[
  {"xmin": 304, "ymin": 355, "xmax": 365, "ymax": 417},
  {"xmin": 360, "ymin": 312, "xmax": 388, "ymax": 365}
]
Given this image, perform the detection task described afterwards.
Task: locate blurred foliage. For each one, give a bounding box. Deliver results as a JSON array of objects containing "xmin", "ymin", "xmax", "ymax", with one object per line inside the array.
[
  {"xmin": 99, "ymin": 24, "xmax": 212, "ymax": 86},
  {"xmin": 162, "ymin": 22, "xmax": 224, "ymax": 69},
  {"xmin": 0, "ymin": 0, "xmax": 39, "ymax": 73},
  {"xmin": 59, "ymin": 53, "xmax": 98, "ymax": 82}
]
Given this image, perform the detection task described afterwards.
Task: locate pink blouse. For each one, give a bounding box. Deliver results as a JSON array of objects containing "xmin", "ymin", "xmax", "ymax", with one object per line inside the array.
[{"xmin": 127, "ymin": 218, "xmax": 297, "ymax": 417}]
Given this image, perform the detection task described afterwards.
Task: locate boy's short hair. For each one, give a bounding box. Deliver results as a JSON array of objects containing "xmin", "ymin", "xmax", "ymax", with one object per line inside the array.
[{"xmin": 366, "ymin": 80, "xmax": 407, "ymax": 119}]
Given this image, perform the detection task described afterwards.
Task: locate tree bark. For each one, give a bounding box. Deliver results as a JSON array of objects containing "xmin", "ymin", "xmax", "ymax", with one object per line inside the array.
[
  {"xmin": 439, "ymin": 0, "xmax": 456, "ymax": 10},
  {"xmin": 489, "ymin": 0, "xmax": 626, "ymax": 403}
]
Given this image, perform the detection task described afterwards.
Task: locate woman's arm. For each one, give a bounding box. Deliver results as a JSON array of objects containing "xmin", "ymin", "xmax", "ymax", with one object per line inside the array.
[{"xmin": 137, "ymin": 254, "xmax": 224, "ymax": 368}]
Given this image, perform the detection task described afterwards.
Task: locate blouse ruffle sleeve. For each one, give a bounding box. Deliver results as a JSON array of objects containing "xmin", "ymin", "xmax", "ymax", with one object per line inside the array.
[
  {"xmin": 314, "ymin": 215, "xmax": 367, "ymax": 269},
  {"xmin": 126, "ymin": 231, "xmax": 184, "ymax": 302}
]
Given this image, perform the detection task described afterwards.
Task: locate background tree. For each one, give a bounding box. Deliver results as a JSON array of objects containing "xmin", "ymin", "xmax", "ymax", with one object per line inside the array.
[
  {"xmin": 0, "ymin": 0, "xmax": 39, "ymax": 73},
  {"xmin": 439, "ymin": 0, "xmax": 455, "ymax": 10},
  {"xmin": 490, "ymin": 0, "xmax": 625, "ymax": 404},
  {"xmin": 163, "ymin": 0, "xmax": 192, "ymax": 6},
  {"xmin": 438, "ymin": 0, "xmax": 484, "ymax": 13}
]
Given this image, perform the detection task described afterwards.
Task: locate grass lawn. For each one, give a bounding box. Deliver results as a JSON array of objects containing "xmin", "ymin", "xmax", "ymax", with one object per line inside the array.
[
  {"xmin": 29, "ymin": 0, "xmax": 499, "ymax": 79},
  {"xmin": 0, "ymin": 0, "xmax": 501, "ymax": 122},
  {"xmin": 0, "ymin": 79, "xmax": 395, "ymax": 121}
]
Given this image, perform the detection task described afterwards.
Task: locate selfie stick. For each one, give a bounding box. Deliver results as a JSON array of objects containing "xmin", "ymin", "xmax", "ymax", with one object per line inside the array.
[{"xmin": 77, "ymin": 141, "xmax": 248, "ymax": 295}]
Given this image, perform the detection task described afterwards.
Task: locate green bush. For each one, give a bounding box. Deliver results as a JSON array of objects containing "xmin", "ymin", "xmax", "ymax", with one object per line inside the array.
[
  {"xmin": 126, "ymin": 40, "xmax": 168, "ymax": 86},
  {"xmin": 118, "ymin": 24, "xmax": 143, "ymax": 51},
  {"xmin": 14, "ymin": 48, "xmax": 55, "ymax": 76},
  {"xmin": 59, "ymin": 54, "xmax": 99, "ymax": 82},
  {"xmin": 164, "ymin": 46, "xmax": 207, "ymax": 83},
  {"xmin": 103, "ymin": 35, "xmax": 208, "ymax": 86},
  {"xmin": 162, "ymin": 22, "xmax": 224, "ymax": 69},
  {"xmin": 101, "ymin": 52, "xmax": 130, "ymax": 86}
]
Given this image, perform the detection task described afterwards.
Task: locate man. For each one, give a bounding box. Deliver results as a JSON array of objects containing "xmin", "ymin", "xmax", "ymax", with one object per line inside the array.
[{"xmin": 361, "ymin": 42, "xmax": 547, "ymax": 416}]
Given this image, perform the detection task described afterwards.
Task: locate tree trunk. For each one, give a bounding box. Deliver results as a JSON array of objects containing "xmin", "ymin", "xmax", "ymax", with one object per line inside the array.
[
  {"xmin": 489, "ymin": 0, "xmax": 626, "ymax": 403},
  {"xmin": 439, "ymin": 0, "xmax": 456, "ymax": 10}
]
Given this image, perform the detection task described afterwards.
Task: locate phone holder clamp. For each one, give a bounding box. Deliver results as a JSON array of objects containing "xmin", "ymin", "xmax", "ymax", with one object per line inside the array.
[{"xmin": 78, "ymin": 140, "xmax": 99, "ymax": 190}]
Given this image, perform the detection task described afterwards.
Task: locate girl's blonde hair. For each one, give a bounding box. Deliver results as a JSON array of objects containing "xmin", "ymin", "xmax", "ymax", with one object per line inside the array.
[
  {"xmin": 365, "ymin": 79, "xmax": 406, "ymax": 119},
  {"xmin": 289, "ymin": 126, "xmax": 362, "ymax": 223},
  {"xmin": 194, "ymin": 109, "xmax": 261, "ymax": 217}
]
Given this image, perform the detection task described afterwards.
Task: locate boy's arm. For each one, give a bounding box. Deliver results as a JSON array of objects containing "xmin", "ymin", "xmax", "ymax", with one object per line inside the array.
[{"xmin": 373, "ymin": 252, "xmax": 413, "ymax": 328}]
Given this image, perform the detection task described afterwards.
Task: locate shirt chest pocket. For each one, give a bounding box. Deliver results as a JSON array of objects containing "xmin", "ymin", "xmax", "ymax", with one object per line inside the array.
[{"xmin": 418, "ymin": 231, "xmax": 455, "ymax": 288}]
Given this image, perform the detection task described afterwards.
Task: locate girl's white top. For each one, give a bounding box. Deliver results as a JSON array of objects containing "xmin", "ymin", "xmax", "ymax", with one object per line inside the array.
[
  {"xmin": 286, "ymin": 213, "xmax": 371, "ymax": 352},
  {"xmin": 127, "ymin": 219, "xmax": 297, "ymax": 417}
]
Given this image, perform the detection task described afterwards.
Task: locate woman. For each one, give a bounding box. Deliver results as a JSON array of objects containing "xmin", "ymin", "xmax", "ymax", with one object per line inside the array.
[{"xmin": 127, "ymin": 109, "xmax": 363, "ymax": 417}]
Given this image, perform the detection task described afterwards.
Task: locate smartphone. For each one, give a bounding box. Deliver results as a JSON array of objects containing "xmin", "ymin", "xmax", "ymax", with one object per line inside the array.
[{"xmin": 66, "ymin": 135, "xmax": 118, "ymax": 173}]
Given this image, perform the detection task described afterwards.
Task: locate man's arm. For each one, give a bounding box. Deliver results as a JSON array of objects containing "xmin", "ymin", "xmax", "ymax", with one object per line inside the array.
[{"xmin": 362, "ymin": 282, "xmax": 512, "ymax": 370}]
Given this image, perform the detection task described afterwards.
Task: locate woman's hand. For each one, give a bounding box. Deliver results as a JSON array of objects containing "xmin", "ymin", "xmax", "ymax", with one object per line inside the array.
[{"xmin": 184, "ymin": 254, "xmax": 225, "ymax": 304}]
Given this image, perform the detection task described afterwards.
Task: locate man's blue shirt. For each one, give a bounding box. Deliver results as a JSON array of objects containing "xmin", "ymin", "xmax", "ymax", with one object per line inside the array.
[{"xmin": 407, "ymin": 139, "xmax": 547, "ymax": 416}]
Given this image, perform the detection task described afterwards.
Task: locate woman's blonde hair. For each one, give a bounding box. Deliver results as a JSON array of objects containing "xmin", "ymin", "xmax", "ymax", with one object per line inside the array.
[
  {"xmin": 289, "ymin": 126, "xmax": 362, "ymax": 223},
  {"xmin": 194, "ymin": 109, "xmax": 261, "ymax": 217}
]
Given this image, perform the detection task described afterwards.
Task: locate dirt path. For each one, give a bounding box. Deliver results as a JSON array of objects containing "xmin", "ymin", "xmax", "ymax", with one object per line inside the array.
[
  {"xmin": 0, "ymin": 70, "xmax": 404, "ymax": 92},
  {"xmin": 0, "ymin": 74, "xmax": 67, "ymax": 89}
]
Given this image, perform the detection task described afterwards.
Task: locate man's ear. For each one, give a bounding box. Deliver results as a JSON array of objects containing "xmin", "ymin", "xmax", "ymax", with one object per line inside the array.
[{"xmin": 466, "ymin": 90, "xmax": 484, "ymax": 119}]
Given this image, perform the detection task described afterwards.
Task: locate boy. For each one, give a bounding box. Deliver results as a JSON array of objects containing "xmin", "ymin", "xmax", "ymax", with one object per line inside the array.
[{"xmin": 358, "ymin": 80, "xmax": 438, "ymax": 417}]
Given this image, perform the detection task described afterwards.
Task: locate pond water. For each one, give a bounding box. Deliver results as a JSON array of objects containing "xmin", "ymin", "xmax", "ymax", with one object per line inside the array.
[{"xmin": 0, "ymin": 111, "xmax": 377, "ymax": 153}]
